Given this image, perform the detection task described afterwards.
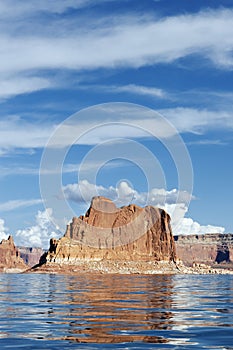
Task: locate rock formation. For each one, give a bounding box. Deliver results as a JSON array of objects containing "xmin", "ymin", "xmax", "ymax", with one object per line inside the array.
[
  {"xmin": 42, "ymin": 196, "xmax": 176, "ymax": 268},
  {"xmin": 0, "ymin": 235, "xmax": 28, "ymax": 272},
  {"xmin": 174, "ymin": 233, "xmax": 233, "ymax": 266}
]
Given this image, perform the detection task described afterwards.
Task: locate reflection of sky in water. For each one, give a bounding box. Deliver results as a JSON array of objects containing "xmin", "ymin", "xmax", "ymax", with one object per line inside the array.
[{"xmin": 0, "ymin": 274, "xmax": 232, "ymax": 348}]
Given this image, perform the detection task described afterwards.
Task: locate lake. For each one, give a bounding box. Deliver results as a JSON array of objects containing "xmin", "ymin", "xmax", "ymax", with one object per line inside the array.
[{"xmin": 0, "ymin": 273, "xmax": 232, "ymax": 349}]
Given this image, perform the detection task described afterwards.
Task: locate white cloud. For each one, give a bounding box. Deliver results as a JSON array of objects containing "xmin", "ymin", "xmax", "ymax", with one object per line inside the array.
[
  {"xmin": 0, "ymin": 218, "xmax": 9, "ymax": 241},
  {"xmin": 159, "ymin": 107, "xmax": 233, "ymax": 134},
  {"xmin": 187, "ymin": 139, "xmax": 228, "ymax": 146},
  {"xmin": 104, "ymin": 84, "xmax": 167, "ymax": 99},
  {"xmin": 15, "ymin": 208, "xmax": 60, "ymax": 249},
  {"xmin": 63, "ymin": 180, "xmax": 189, "ymax": 229},
  {"xmin": 0, "ymin": 159, "xmax": 128, "ymax": 178},
  {"xmin": 63, "ymin": 179, "xmax": 225, "ymax": 235},
  {"xmin": 63, "ymin": 180, "xmax": 193, "ymax": 227},
  {"xmin": 0, "ymin": 76, "xmax": 52, "ymax": 100},
  {"xmin": 0, "ymin": 199, "xmax": 42, "ymax": 212},
  {"xmin": 173, "ymin": 218, "xmax": 225, "ymax": 236},
  {"xmin": 50, "ymin": 104, "xmax": 233, "ymax": 148},
  {"xmin": 1, "ymin": 104, "xmax": 232, "ymax": 155},
  {"xmin": 0, "ymin": 109, "xmax": 173, "ymax": 153},
  {"xmin": 0, "ymin": 0, "xmax": 115, "ymax": 18},
  {"xmin": 64, "ymin": 180, "xmax": 118, "ymax": 204},
  {"xmin": 8, "ymin": 9, "xmax": 233, "ymax": 70},
  {"xmin": 0, "ymin": 116, "xmax": 56, "ymax": 153},
  {"xmin": 63, "ymin": 179, "xmax": 190, "ymax": 207},
  {"xmin": 0, "ymin": 181, "xmax": 224, "ymax": 247},
  {"xmin": 0, "ymin": 7, "xmax": 233, "ymax": 99},
  {"xmin": 2, "ymin": 9, "xmax": 232, "ymax": 70}
]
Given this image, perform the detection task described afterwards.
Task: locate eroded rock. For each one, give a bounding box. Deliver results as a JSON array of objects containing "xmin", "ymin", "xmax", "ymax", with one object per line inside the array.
[
  {"xmin": 0, "ymin": 236, "xmax": 28, "ymax": 272},
  {"xmin": 42, "ymin": 196, "xmax": 176, "ymax": 266}
]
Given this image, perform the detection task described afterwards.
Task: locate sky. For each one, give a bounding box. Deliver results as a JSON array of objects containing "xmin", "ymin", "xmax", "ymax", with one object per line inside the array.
[{"xmin": 0, "ymin": 0, "xmax": 232, "ymax": 248}]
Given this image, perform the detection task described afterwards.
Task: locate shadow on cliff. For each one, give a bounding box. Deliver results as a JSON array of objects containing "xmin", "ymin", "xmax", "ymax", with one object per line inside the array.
[
  {"xmin": 215, "ymin": 245, "xmax": 230, "ymax": 264},
  {"xmin": 30, "ymin": 251, "xmax": 48, "ymax": 270}
]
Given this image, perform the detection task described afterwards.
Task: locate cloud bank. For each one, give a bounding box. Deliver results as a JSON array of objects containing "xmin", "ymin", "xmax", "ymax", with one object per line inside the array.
[
  {"xmin": 63, "ymin": 180, "xmax": 225, "ymax": 236},
  {"xmin": 0, "ymin": 180, "xmax": 225, "ymax": 248},
  {"xmin": 0, "ymin": 7, "xmax": 233, "ymax": 99},
  {"xmin": 1, "ymin": 8, "xmax": 233, "ymax": 73},
  {"xmin": 174, "ymin": 218, "xmax": 225, "ymax": 236}
]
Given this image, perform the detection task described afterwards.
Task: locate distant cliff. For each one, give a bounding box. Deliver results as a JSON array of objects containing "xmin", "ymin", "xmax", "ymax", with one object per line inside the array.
[
  {"xmin": 18, "ymin": 247, "xmax": 44, "ymax": 267},
  {"xmin": 174, "ymin": 233, "xmax": 233, "ymax": 266},
  {"xmin": 0, "ymin": 236, "xmax": 27, "ymax": 272},
  {"xmin": 41, "ymin": 196, "xmax": 176, "ymax": 269}
]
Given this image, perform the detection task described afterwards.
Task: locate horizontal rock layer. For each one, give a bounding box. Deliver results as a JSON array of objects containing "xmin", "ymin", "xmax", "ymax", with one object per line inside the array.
[{"xmin": 174, "ymin": 233, "xmax": 233, "ymax": 265}]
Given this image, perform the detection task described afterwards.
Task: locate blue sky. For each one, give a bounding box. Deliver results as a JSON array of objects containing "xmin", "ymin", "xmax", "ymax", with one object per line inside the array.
[{"xmin": 0, "ymin": 0, "xmax": 232, "ymax": 248}]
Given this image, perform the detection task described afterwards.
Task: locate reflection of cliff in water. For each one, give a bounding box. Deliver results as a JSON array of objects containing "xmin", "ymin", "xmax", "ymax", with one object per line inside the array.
[{"xmin": 48, "ymin": 274, "xmax": 174, "ymax": 344}]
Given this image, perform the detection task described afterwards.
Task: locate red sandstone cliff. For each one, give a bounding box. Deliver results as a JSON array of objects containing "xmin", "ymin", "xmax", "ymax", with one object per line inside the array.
[
  {"xmin": 42, "ymin": 196, "xmax": 176, "ymax": 266},
  {"xmin": 0, "ymin": 236, "xmax": 28, "ymax": 272},
  {"xmin": 174, "ymin": 233, "xmax": 233, "ymax": 266}
]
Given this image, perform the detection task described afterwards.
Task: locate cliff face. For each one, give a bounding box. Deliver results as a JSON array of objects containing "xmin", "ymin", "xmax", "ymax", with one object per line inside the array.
[
  {"xmin": 0, "ymin": 236, "xmax": 28, "ymax": 271},
  {"xmin": 18, "ymin": 247, "xmax": 44, "ymax": 267},
  {"xmin": 43, "ymin": 196, "xmax": 176, "ymax": 265},
  {"xmin": 174, "ymin": 233, "xmax": 233, "ymax": 265}
]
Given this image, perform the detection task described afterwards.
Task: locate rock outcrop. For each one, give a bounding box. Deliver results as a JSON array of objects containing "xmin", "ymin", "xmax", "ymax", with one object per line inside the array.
[
  {"xmin": 174, "ymin": 233, "xmax": 233, "ymax": 266},
  {"xmin": 0, "ymin": 236, "xmax": 28, "ymax": 272},
  {"xmin": 41, "ymin": 196, "xmax": 176, "ymax": 268}
]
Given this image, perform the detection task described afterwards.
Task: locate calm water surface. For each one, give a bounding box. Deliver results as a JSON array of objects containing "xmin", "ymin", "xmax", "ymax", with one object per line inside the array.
[{"xmin": 0, "ymin": 273, "xmax": 232, "ymax": 349}]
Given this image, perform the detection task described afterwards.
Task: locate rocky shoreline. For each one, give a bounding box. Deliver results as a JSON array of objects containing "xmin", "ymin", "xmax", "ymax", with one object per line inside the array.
[{"xmin": 30, "ymin": 260, "xmax": 233, "ymax": 275}]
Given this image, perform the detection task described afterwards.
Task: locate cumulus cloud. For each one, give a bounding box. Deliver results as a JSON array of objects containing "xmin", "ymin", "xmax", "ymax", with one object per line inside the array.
[
  {"xmin": 0, "ymin": 218, "xmax": 9, "ymax": 241},
  {"xmin": 173, "ymin": 218, "xmax": 225, "ymax": 236},
  {"xmin": 63, "ymin": 179, "xmax": 192, "ymax": 207},
  {"xmin": 15, "ymin": 208, "xmax": 60, "ymax": 249},
  {"xmin": 63, "ymin": 180, "xmax": 193, "ymax": 229},
  {"xmin": 63, "ymin": 179, "xmax": 225, "ymax": 235},
  {"xmin": 1, "ymin": 181, "xmax": 225, "ymax": 247}
]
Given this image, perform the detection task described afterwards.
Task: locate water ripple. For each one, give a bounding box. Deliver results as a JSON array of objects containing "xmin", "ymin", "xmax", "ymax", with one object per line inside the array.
[{"xmin": 0, "ymin": 274, "xmax": 233, "ymax": 349}]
